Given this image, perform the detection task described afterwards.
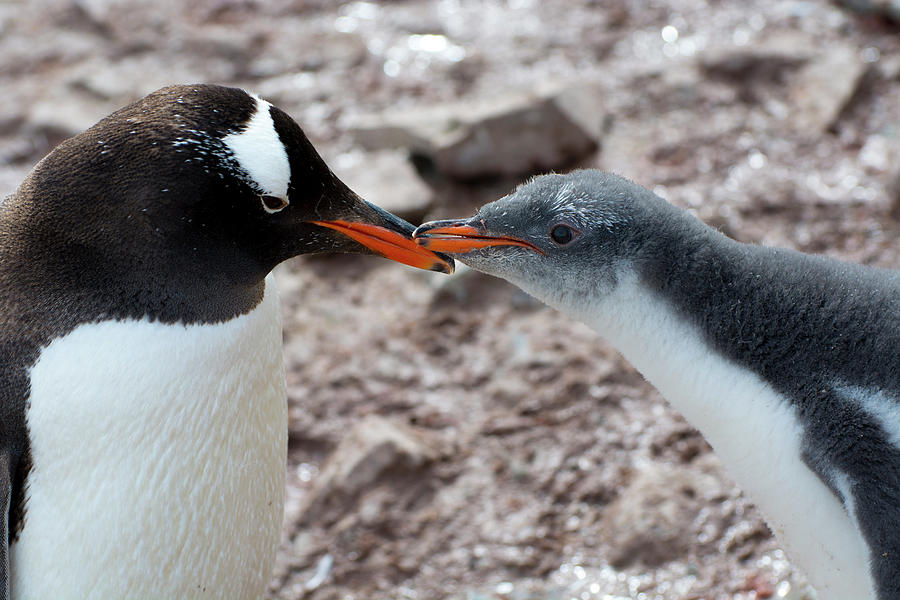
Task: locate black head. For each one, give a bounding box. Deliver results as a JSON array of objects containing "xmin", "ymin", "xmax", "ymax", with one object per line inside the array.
[
  {"xmin": 414, "ymin": 171, "xmax": 679, "ymax": 307},
  {"xmin": 3, "ymin": 85, "xmax": 451, "ymax": 320}
]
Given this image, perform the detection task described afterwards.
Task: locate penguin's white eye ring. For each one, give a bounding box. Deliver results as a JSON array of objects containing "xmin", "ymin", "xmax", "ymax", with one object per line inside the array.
[
  {"xmin": 260, "ymin": 195, "xmax": 288, "ymax": 214},
  {"xmin": 549, "ymin": 224, "xmax": 577, "ymax": 245}
]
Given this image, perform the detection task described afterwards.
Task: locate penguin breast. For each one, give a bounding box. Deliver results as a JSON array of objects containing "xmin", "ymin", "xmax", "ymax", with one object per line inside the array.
[{"xmin": 12, "ymin": 276, "xmax": 287, "ymax": 600}]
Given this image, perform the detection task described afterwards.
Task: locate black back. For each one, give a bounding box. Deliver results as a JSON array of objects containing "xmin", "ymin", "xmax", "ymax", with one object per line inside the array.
[{"xmin": 636, "ymin": 208, "xmax": 900, "ymax": 597}]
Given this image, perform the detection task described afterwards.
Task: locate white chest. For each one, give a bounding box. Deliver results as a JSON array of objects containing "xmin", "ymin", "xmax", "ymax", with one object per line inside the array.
[
  {"xmin": 533, "ymin": 275, "xmax": 875, "ymax": 600},
  {"xmin": 12, "ymin": 276, "xmax": 288, "ymax": 600}
]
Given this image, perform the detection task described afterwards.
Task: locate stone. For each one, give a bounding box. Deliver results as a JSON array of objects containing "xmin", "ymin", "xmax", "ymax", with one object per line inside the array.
[
  {"xmin": 426, "ymin": 262, "xmax": 474, "ymax": 303},
  {"xmin": 879, "ymin": 54, "xmax": 900, "ymax": 81},
  {"xmin": 789, "ymin": 44, "xmax": 870, "ymax": 133},
  {"xmin": 250, "ymin": 30, "xmax": 366, "ymax": 78},
  {"xmin": 66, "ymin": 58, "xmax": 171, "ymax": 101},
  {"xmin": 0, "ymin": 165, "xmax": 29, "ymax": 199},
  {"xmin": 296, "ymin": 415, "xmax": 440, "ymax": 526},
  {"xmin": 700, "ymin": 32, "xmax": 815, "ymax": 81},
  {"xmin": 26, "ymin": 90, "xmax": 113, "ymax": 142},
  {"xmin": 328, "ymin": 149, "xmax": 434, "ymax": 222},
  {"xmin": 343, "ymin": 82, "xmax": 604, "ymax": 180},
  {"xmin": 73, "ymin": 0, "xmax": 118, "ymax": 24},
  {"xmin": 835, "ymin": 0, "xmax": 900, "ymax": 22},
  {"xmin": 888, "ymin": 167, "xmax": 900, "ymax": 221},
  {"xmin": 599, "ymin": 461, "xmax": 718, "ymax": 568}
]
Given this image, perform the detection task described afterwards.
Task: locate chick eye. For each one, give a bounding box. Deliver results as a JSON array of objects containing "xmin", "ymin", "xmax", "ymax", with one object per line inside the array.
[
  {"xmin": 550, "ymin": 224, "xmax": 576, "ymax": 245},
  {"xmin": 260, "ymin": 195, "xmax": 288, "ymax": 214}
]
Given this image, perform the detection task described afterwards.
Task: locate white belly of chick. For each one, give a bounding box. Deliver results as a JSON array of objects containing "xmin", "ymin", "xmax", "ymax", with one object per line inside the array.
[
  {"xmin": 574, "ymin": 277, "xmax": 874, "ymax": 600},
  {"xmin": 12, "ymin": 275, "xmax": 287, "ymax": 600}
]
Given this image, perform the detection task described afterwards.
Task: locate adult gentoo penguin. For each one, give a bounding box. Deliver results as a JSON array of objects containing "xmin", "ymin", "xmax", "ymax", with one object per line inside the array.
[
  {"xmin": 0, "ymin": 84, "xmax": 452, "ymax": 600},
  {"xmin": 415, "ymin": 170, "xmax": 899, "ymax": 600}
]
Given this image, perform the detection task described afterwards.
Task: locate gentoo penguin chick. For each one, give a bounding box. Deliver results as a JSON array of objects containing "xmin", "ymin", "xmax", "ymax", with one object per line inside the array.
[
  {"xmin": 0, "ymin": 84, "xmax": 452, "ymax": 600},
  {"xmin": 415, "ymin": 170, "xmax": 899, "ymax": 600}
]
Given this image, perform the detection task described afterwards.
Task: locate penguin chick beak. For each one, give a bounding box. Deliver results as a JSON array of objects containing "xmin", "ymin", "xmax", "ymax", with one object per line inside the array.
[
  {"xmin": 310, "ymin": 200, "xmax": 455, "ymax": 274},
  {"xmin": 413, "ymin": 219, "xmax": 544, "ymax": 255}
]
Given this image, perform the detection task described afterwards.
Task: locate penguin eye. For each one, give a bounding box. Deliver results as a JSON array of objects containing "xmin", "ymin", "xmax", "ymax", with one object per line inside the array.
[
  {"xmin": 260, "ymin": 195, "xmax": 288, "ymax": 214},
  {"xmin": 550, "ymin": 224, "xmax": 576, "ymax": 245}
]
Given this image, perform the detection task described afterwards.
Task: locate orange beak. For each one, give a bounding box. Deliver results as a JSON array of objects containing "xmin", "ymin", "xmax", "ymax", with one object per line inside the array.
[
  {"xmin": 413, "ymin": 222, "xmax": 543, "ymax": 255},
  {"xmin": 311, "ymin": 220, "xmax": 455, "ymax": 273}
]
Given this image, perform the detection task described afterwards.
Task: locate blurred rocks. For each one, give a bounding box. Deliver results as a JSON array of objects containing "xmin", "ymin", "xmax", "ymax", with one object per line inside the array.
[
  {"xmin": 789, "ymin": 44, "xmax": 870, "ymax": 133},
  {"xmin": 73, "ymin": 0, "xmax": 118, "ymax": 24},
  {"xmin": 254, "ymin": 30, "xmax": 367, "ymax": 78},
  {"xmin": 329, "ymin": 149, "xmax": 434, "ymax": 222},
  {"xmin": 888, "ymin": 169, "xmax": 900, "ymax": 220},
  {"xmin": 700, "ymin": 32, "xmax": 814, "ymax": 82},
  {"xmin": 835, "ymin": 0, "xmax": 900, "ymax": 22},
  {"xmin": 600, "ymin": 461, "xmax": 723, "ymax": 568},
  {"xmin": 879, "ymin": 54, "xmax": 900, "ymax": 81},
  {"xmin": 343, "ymin": 82, "xmax": 604, "ymax": 181},
  {"xmin": 71, "ymin": 65, "xmax": 143, "ymax": 102},
  {"xmin": 296, "ymin": 415, "xmax": 441, "ymax": 527},
  {"xmin": 67, "ymin": 57, "xmax": 177, "ymax": 101},
  {"xmin": 0, "ymin": 165, "xmax": 29, "ymax": 199},
  {"xmin": 25, "ymin": 90, "xmax": 114, "ymax": 152},
  {"xmin": 701, "ymin": 33, "xmax": 871, "ymax": 133}
]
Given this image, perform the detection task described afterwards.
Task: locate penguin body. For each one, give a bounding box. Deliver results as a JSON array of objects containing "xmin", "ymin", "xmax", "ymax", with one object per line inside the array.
[
  {"xmin": 0, "ymin": 84, "xmax": 451, "ymax": 599},
  {"xmin": 586, "ymin": 268, "xmax": 873, "ymax": 598},
  {"xmin": 415, "ymin": 170, "xmax": 899, "ymax": 600}
]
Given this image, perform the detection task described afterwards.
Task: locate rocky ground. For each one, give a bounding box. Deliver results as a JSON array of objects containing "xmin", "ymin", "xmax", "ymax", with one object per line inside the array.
[{"xmin": 2, "ymin": 0, "xmax": 899, "ymax": 599}]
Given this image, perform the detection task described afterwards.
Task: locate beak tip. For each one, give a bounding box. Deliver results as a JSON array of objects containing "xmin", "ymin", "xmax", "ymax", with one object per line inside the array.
[
  {"xmin": 434, "ymin": 260, "xmax": 455, "ymax": 274},
  {"xmin": 310, "ymin": 219, "xmax": 456, "ymax": 273},
  {"xmin": 414, "ymin": 220, "xmax": 465, "ymax": 237},
  {"xmin": 411, "ymin": 221, "xmax": 542, "ymax": 255}
]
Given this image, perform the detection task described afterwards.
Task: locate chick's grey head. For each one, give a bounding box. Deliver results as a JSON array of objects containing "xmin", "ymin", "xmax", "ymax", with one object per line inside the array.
[{"xmin": 415, "ymin": 171, "xmax": 666, "ymax": 311}]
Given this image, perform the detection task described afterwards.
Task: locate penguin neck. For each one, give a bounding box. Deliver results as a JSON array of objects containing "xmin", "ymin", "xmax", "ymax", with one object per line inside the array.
[
  {"xmin": 0, "ymin": 216, "xmax": 268, "ymax": 328},
  {"xmin": 543, "ymin": 235, "xmax": 792, "ymax": 510},
  {"xmin": 1, "ymin": 177, "xmax": 273, "ymax": 327},
  {"xmin": 524, "ymin": 214, "xmax": 785, "ymax": 461},
  {"xmin": 582, "ymin": 272, "xmax": 766, "ymax": 434}
]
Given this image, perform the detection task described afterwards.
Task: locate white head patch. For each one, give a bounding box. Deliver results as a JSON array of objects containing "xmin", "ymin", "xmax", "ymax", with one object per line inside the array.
[{"xmin": 222, "ymin": 96, "xmax": 291, "ymax": 202}]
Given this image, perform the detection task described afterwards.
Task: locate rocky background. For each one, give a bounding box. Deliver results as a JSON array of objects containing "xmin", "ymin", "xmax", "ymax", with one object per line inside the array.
[{"xmin": 2, "ymin": 0, "xmax": 899, "ymax": 598}]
